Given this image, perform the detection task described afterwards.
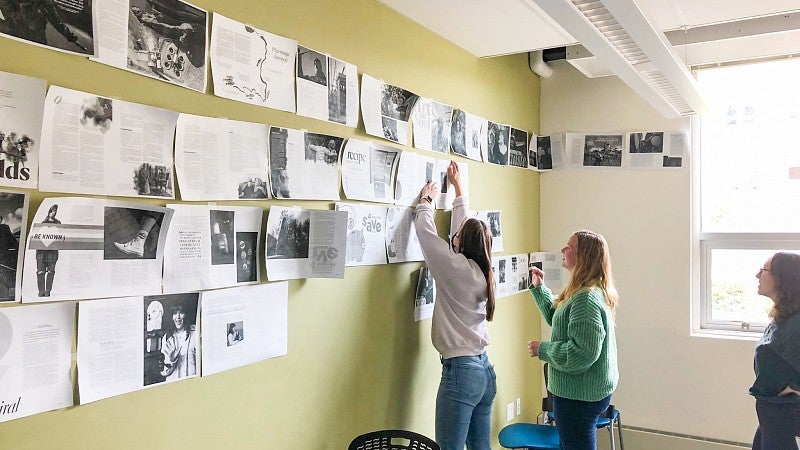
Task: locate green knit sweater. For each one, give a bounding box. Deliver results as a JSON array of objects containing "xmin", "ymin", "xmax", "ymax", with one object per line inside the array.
[{"xmin": 530, "ymin": 284, "xmax": 618, "ymax": 402}]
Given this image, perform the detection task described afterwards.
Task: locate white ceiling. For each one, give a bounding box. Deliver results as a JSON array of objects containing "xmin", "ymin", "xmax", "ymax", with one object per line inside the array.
[{"xmin": 376, "ymin": 0, "xmax": 800, "ymax": 65}]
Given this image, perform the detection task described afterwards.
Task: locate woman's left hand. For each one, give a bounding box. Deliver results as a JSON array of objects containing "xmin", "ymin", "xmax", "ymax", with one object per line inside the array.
[
  {"xmin": 418, "ymin": 181, "xmax": 438, "ymax": 204},
  {"xmin": 528, "ymin": 340, "xmax": 540, "ymax": 357}
]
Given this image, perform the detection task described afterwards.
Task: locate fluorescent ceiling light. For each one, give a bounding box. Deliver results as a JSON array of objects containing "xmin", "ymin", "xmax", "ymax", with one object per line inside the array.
[{"xmin": 526, "ymin": 0, "xmax": 706, "ymax": 118}]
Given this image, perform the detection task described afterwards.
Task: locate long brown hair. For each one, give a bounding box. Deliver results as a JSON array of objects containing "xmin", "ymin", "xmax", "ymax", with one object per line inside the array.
[
  {"xmin": 458, "ymin": 218, "xmax": 496, "ymax": 321},
  {"xmin": 767, "ymin": 252, "xmax": 800, "ymax": 324},
  {"xmin": 555, "ymin": 230, "xmax": 618, "ymax": 314}
]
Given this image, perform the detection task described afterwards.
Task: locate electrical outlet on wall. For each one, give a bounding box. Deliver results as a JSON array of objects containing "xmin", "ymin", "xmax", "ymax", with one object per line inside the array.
[
  {"xmin": 506, "ymin": 402, "xmax": 514, "ymax": 422},
  {"xmin": 516, "ymin": 397, "xmax": 521, "ymax": 415}
]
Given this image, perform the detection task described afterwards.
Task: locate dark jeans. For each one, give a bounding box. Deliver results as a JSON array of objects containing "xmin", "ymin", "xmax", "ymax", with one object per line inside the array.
[
  {"xmin": 752, "ymin": 398, "xmax": 800, "ymax": 450},
  {"xmin": 553, "ymin": 394, "xmax": 611, "ymax": 450}
]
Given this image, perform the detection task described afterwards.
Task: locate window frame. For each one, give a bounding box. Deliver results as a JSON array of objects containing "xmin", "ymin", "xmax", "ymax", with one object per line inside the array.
[{"xmin": 690, "ymin": 74, "xmax": 800, "ymax": 335}]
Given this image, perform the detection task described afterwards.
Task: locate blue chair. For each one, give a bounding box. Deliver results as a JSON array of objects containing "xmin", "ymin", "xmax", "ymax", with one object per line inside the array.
[
  {"xmin": 498, "ymin": 422, "xmax": 560, "ymax": 449},
  {"xmin": 499, "ymin": 363, "xmax": 625, "ymax": 450}
]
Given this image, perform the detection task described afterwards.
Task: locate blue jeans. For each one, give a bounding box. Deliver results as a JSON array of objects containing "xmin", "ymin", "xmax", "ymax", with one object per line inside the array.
[
  {"xmin": 553, "ymin": 394, "xmax": 611, "ymax": 450},
  {"xmin": 436, "ymin": 353, "xmax": 497, "ymax": 450}
]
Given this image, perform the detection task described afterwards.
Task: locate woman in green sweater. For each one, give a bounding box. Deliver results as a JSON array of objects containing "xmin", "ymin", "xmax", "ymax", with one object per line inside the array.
[{"xmin": 528, "ymin": 230, "xmax": 619, "ymax": 450}]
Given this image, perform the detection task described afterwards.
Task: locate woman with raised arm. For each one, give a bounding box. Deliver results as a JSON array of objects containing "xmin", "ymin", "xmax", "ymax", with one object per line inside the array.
[
  {"xmin": 414, "ymin": 160, "xmax": 497, "ymax": 450},
  {"xmin": 528, "ymin": 230, "xmax": 619, "ymax": 450},
  {"xmin": 750, "ymin": 252, "xmax": 800, "ymax": 450}
]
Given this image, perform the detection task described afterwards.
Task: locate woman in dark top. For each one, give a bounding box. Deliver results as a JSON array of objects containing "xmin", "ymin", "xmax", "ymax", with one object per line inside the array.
[{"xmin": 751, "ymin": 252, "xmax": 800, "ymax": 450}]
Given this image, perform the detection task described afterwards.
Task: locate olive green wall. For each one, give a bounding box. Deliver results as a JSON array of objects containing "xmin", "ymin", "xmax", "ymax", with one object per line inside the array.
[{"xmin": 0, "ymin": 0, "xmax": 542, "ymax": 448}]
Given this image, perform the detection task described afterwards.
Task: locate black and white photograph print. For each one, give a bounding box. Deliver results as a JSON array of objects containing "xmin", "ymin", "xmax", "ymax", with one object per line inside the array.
[
  {"xmin": 104, "ymin": 207, "xmax": 165, "ymax": 260},
  {"xmin": 487, "ymin": 122, "xmax": 510, "ymax": 166},
  {"xmin": 133, "ymin": 163, "xmax": 173, "ymax": 197},
  {"xmin": 235, "ymin": 231, "xmax": 257, "ymax": 282},
  {"xmin": 226, "ymin": 321, "xmax": 243, "ymax": 346},
  {"xmin": 663, "ymin": 156, "xmax": 682, "ymax": 167},
  {"xmin": 508, "ymin": 128, "xmax": 529, "ymax": 168},
  {"xmin": 0, "ymin": 129, "xmax": 37, "ymax": 174},
  {"xmin": 629, "ymin": 132, "xmax": 664, "ymax": 153},
  {"xmin": 487, "ymin": 212, "xmax": 502, "ymax": 239},
  {"xmin": 269, "ymin": 127, "xmax": 290, "ymax": 198},
  {"xmin": 80, "ymin": 96, "xmax": 113, "ymax": 133},
  {"xmin": 0, "ymin": 0, "xmax": 95, "ymax": 55},
  {"xmin": 0, "ymin": 191, "xmax": 27, "ymax": 302},
  {"xmin": 209, "ymin": 210, "xmax": 234, "ymax": 266},
  {"xmin": 304, "ymin": 133, "xmax": 343, "ymax": 166},
  {"xmin": 430, "ymin": 102, "xmax": 452, "ymax": 154},
  {"xmin": 266, "ymin": 209, "xmax": 310, "ymax": 260},
  {"xmin": 380, "ymin": 84, "xmax": 418, "ymax": 122},
  {"xmin": 297, "ymin": 46, "xmax": 327, "ymax": 86},
  {"xmin": 143, "ymin": 292, "xmax": 199, "ymax": 386},
  {"xmin": 127, "ymin": 0, "xmax": 208, "ymax": 91},
  {"xmin": 328, "ymin": 57, "xmax": 348, "ymax": 124},
  {"xmin": 529, "ymin": 261, "xmax": 543, "ymax": 286},
  {"xmin": 450, "ymin": 109, "xmax": 467, "ymax": 156},
  {"xmin": 536, "ymin": 136, "xmax": 553, "ymax": 170},
  {"xmin": 498, "ymin": 259, "xmax": 506, "ymax": 284},
  {"xmin": 415, "ymin": 266, "xmax": 435, "ymax": 308},
  {"xmin": 381, "ymin": 116, "xmax": 398, "ymax": 142},
  {"xmin": 583, "ymin": 134, "xmax": 623, "ymax": 167},
  {"xmin": 369, "ymin": 148, "xmax": 397, "ymax": 199},
  {"xmin": 237, "ymin": 177, "xmax": 269, "ymax": 199}
]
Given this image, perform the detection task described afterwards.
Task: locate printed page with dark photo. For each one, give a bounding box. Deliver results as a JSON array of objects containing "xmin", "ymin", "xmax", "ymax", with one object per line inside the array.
[{"xmin": 0, "ymin": 70, "xmax": 46, "ymax": 189}]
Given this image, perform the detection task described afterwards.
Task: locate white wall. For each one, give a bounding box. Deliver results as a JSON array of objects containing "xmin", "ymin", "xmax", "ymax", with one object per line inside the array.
[{"xmin": 539, "ymin": 61, "xmax": 757, "ymax": 444}]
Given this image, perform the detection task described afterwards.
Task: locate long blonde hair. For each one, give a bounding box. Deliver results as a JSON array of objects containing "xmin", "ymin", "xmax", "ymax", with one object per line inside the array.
[{"xmin": 555, "ymin": 230, "xmax": 618, "ymax": 314}]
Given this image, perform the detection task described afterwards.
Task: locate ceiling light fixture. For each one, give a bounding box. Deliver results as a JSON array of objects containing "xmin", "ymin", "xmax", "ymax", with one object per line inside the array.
[{"xmin": 526, "ymin": 0, "xmax": 706, "ymax": 118}]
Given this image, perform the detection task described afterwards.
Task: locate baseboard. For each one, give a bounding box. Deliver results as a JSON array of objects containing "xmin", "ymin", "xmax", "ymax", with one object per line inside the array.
[{"xmin": 595, "ymin": 426, "xmax": 750, "ymax": 450}]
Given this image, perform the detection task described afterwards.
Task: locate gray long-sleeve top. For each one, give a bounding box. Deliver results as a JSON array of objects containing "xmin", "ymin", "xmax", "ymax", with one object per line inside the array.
[{"xmin": 414, "ymin": 196, "xmax": 489, "ymax": 359}]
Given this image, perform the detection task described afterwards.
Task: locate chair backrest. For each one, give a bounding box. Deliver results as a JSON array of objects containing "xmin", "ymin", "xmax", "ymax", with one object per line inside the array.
[{"xmin": 348, "ymin": 429, "xmax": 439, "ymax": 450}]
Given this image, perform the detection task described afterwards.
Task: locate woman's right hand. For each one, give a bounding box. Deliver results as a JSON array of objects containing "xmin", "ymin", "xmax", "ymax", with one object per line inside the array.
[
  {"xmin": 446, "ymin": 161, "xmax": 462, "ymax": 196},
  {"xmin": 529, "ymin": 266, "xmax": 544, "ymax": 287}
]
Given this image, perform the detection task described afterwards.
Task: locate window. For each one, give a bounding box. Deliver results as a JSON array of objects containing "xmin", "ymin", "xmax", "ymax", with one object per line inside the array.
[{"xmin": 693, "ymin": 58, "xmax": 800, "ymax": 334}]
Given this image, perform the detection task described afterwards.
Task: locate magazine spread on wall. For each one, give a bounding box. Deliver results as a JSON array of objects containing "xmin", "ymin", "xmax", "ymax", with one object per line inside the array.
[
  {"xmin": 22, "ymin": 197, "xmax": 173, "ymax": 303},
  {"xmin": 0, "ymin": 190, "xmax": 29, "ymax": 303},
  {"xmin": 508, "ymin": 128, "xmax": 529, "ymax": 169},
  {"xmin": 296, "ymin": 45, "xmax": 359, "ymax": 127},
  {"xmin": 385, "ymin": 206, "xmax": 423, "ymax": 264},
  {"xmin": 0, "ymin": 0, "xmax": 96, "ymax": 56},
  {"xmin": 624, "ymin": 131, "xmax": 688, "ymax": 169},
  {"xmin": 162, "ymin": 204, "xmax": 262, "ymax": 293},
  {"xmin": 564, "ymin": 133, "xmax": 624, "ymax": 169},
  {"xmin": 341, "ymin": 138, "xmax": 401, "ymax": 204},
  {"xmin": 394, "ymin": 151, "xmax": 437, "ymax": 207},
  {"xmin": 530, "ymin": 251, "xmax": 565, "ymax": 295},
  {"xmin": 38, "ymin": 86, "xmax": 178, "ymax": 198},
  {"xmin": 77, "ymin": 292, "xmax": 201, "ymax": 404},
  {"xmin": 209, "ymin": 13, "xmax": 296, "ymax": 112},
  {"xmin": 334, "ymin": 202, "xmax": 388, "ymax": 267},
  {"xmin": 200, "ymin": 282, "xmax": 288, "ymax": 377},
  {"xmin": 265, "ymin": 206, "xmax": 347, "ymax": 280},
  {"xmin": 529, "ymin": 134, "xmax": 566, "ymax": 171},
  {"xmin": 91, "ymin": 0, "xmax": 208, "ymax": 92},
  {"xmin": 483, "ymin": 121, "xmax": 511, "ymax": 167},
  {"xmin": 360, "ymin": 74, "xmax": 418, "ymax": 145},
  {"xmin": 493, "ymin": 253, "xmax": 529, "ymax": 298},
  {"xmin": 411, "ymin": 97, "xmax": 452, "ymax": 154},
  {"xmin": 414, "ymin": 266, "xmax": 435, "ymax": 321},
  {"xmin": 268, "ymin": 126, "xmax": 343, "ymax": 200},
  {"xmin": 0, "ymin": 71, "xmax": 45, "ymax": 189},
  {"xmin": 450, "ymin": 109, "xmax": 484, "ymax": 162},
  {"xmin": 456, "ymin": 209, "xmax": 504, "ymax": 253},
  {"xmin": 174, "ymin": 113, "xmax": 271, "ymax": 201},
  {"xmin": 0, "ymin": 302, "xmax": 74, "ymax": 423}
]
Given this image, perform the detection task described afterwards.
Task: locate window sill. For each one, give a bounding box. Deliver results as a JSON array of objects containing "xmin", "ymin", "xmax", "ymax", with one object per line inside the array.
[{"xmin": 690, "ymin": 328, "xmax": 761, "ymax": 341}]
